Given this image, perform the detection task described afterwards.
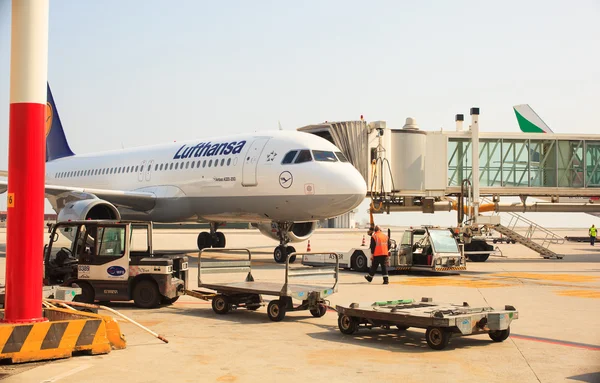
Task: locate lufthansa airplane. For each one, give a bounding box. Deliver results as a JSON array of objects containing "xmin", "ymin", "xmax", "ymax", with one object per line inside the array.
[{"xmin": 0, "ymin": 85, "xmax": 367, "ymax": 263}]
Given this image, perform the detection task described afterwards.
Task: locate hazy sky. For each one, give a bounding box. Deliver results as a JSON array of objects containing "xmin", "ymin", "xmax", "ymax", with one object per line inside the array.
[{"xmin": 0, "ymin": 1, "xmax": 599, "ymax": 227}]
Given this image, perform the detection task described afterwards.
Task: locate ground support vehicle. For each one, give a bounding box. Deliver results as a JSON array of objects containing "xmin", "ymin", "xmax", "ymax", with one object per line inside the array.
[
  {"xmin": 188, "ymin": 248, "xmax": 338, "ymax": 321},
  {"xmin": 336, "ymin": 297, "xmax": 518, "ymax": 350},
  {"xmin": 303, "ymin": 227, "xmax": 466, "ymax": 273},
  {"xmin": 44, "ymin": 220, "xmax": 189, "ymax": 309}
]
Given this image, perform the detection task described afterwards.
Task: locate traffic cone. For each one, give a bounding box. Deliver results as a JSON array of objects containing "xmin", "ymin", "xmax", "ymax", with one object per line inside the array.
[
  {"xmin": 361, "ymin": 235, "xmax": 366, "ymax": 246},
  {"xmin": 306, "ymin": 240, "xmax": 311, "ymax": 252}
]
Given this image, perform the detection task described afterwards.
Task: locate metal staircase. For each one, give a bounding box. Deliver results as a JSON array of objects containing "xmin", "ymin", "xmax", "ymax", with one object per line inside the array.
[{"xmin": 482, "ymin": 198, "xmax": 564, "ymax": 259}]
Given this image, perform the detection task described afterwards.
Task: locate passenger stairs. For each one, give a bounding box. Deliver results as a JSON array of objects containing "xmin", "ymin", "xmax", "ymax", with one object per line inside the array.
[{"xmin": 483, "ymin": 199, "xmax": 564, "ymax": 259}]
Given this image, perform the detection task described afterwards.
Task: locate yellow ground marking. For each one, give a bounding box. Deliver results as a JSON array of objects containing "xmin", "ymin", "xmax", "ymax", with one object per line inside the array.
[
  {"xmin": 555, "ymin": 290, "xmax": 600, "ymax": 299},
  {"xmin": 497, "ymin": 273, "xmax": 599, "ymax": 283},
  {"xmin": 216, "ymin": 373, "xmax": 238, "ymax": 382},
  {"xmin": 391, "ymin": 277, "xmax": 510, "ymax": 288}
]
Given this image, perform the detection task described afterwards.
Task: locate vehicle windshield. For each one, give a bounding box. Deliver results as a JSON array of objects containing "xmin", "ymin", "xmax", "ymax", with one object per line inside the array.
[{"xmin": 429, "ymin": 229, "xmax": 459, "ymax": 253}]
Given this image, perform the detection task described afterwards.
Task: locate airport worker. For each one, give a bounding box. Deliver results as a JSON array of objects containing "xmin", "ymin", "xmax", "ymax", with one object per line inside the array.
[
  {"xmin": 365, "ymin": 225, "xmax": 390, "ymax": 284},
  {"xmin": 590, "ymin": 224, "xmax": 597, "ymax": 246}
]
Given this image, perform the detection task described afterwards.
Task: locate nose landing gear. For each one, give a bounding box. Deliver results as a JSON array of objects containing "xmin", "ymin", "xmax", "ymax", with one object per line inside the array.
[
  {"xmin": 197, "ymin": 222, "xmax": 226, "ymax": 250},
  {"xmin": 273, "ymin": 222, "xmax": 296, "ymax": 264}
]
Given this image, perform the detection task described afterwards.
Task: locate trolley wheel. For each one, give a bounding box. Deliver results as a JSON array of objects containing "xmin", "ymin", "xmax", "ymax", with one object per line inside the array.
[
  {"xmin": 73, "ymin": 282, "xmax": 95, "ymax": 304},
  {"xmin": 287, "ymin": 246, "xmax": 297, "ymax": 264},
  {"xmin": 396, "ymin": 325, "xmax": 409, "ymax": 331},
  {"xmin": 212, "ymin": 294, "xmax": 231, "ymax": 315},
  {"xmin": 425, "ymin": 327, "xmax": 451, "ymax": 350},
  {"xmin": 273, "ymin": 246, "xmax": 287, "ymax": 264},
  {"xmin": 309, "ymin": 304, "xmax": 327, "ymax": 318},
  {"xmin": 338, "ymin": 314, "xmax": 358, "ymax": 335},
  {"xmin": 197, "ymin": 232, "xmax": 212, "ymax": 250},
  {"xmin": 267, "ymin": 300, "xmax": 286, "ymax": 321},
  {"xmin": 489, "ymin": 327, "xmax": 510, "ymax": 342}
]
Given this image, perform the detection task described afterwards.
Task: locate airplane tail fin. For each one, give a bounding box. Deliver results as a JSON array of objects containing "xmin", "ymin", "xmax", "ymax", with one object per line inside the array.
[
  {"xmin": 513, "ymin": 104, "xmax": 554, "ymax": 133},
  {"xmin": 46, "ymin": 83, "xmax": 75, "ymax": 162}
]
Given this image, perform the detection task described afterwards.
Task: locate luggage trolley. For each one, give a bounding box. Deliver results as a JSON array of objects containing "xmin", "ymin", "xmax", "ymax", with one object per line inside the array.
[
  {"xmin": 336, "ymin": 297, "xmax": 518, "ymax": 350},
  {"xmin": 192, "ymin": 248, "xmax": 339, "ymax": 321}
]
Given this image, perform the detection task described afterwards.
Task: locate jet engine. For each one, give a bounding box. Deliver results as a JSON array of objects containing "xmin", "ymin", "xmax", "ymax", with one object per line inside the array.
[
  {"xmin": 253, "ymin": 221, "xmax": 318, "ymax": 242},
  {"xmin": 57, "ymin": 199, "xmax": 121, "ymax": 222}
]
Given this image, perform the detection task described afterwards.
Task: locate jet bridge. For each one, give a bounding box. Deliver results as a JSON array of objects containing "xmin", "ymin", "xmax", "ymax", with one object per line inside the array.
[
  {"xmin": 298, "ymin": 110, "xmax": 600, "ymax": 212},
  {"xmin": 299, "ymin": 109, "xmax": 600, "ymax": 259}
]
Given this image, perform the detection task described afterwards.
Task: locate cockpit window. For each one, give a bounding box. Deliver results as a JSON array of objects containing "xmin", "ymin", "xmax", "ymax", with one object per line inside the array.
[
  {"xmin": 312, "ymin": 150, "xmax": 338, "ymax": 162},
  {"xmin": 294, "ymin": 150, "xmax": 312, "ymax": 164},
  {"xmin": 282, "ymin": 150, "xmax": 298, "ymax": 164},
  {"xmin": 335, "ymin": 151, "xmax": 349, "ymax": 162}
]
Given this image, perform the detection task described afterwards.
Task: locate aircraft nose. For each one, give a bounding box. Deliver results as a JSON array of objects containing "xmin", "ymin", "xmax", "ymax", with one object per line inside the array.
[{"xmin": 332, "ymin": 165, "xmax": 367, "ymax": 211}]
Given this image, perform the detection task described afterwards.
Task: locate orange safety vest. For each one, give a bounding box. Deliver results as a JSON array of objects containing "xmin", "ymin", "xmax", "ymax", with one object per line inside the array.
[{"xmin": 372, "ymin": 231, "xmax": 389, "ymax": 257}]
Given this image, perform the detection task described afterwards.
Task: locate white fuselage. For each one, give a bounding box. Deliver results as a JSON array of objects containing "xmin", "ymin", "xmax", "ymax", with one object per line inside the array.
[{"xmin": 45, "ymin": 130, "xmax": 367, "ymax": 223}]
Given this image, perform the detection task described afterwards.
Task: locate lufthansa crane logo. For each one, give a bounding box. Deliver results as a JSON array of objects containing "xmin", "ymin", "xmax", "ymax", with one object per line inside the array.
[
  {"xmin": 45, "ymin": 102, "xmax": 53, "ymax": 137},
  {"xmin": 279, "ymin": 171, "xmax": 293, "ymax": 189}
]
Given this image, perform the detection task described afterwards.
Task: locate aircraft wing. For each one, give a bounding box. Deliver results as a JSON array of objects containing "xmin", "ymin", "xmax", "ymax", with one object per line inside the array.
[{"xmin": 0, "ymin": 178, "xmax": 156, "ymax": 211}]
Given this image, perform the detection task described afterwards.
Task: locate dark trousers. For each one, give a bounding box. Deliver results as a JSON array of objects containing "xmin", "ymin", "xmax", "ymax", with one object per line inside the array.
[
  {"xmin": 592, "ymin": 236, "xmax": 596, "ymax": 246},
  {"xmin": 368, "ymin": 256, "xmax": 389, "ymax": 277}
]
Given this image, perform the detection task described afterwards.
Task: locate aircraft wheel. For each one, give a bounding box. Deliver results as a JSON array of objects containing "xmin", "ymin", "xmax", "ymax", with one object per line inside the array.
[
  {"xmin": 214, "ymin": 232, "xmax": 226, "ymax": 248},
  {"xmin": 287, "ymin": 246, "xmax": 296, "ymax": 263},
  {"xmin": 274, "ymin": 246, "xmax": 287, "ymax": 264},
  {"xmin": 197, "ymin": 232, "xmax": 212, "ymax": 250}
]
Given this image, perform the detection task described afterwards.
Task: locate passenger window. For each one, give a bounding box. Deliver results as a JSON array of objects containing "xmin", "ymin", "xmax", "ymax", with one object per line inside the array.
[
  {"xmin": 220, "ymin": 159, "xmax": 225, "ymax": 166},
  {"xmin": 147, "ymin": 165, "xmax": 151, "ymax": 171},
  {"xmin": 155, "ymin": 164, "xmax": 158, "ymax": 171},
  {"xmin": 294, "ymin": 150, "xmax": 312, "ymax": 164},
  {"xmin": 197, "ymin": 160, "xmax": 201, "ymax": 168},
  {"xmin": 209, "ymin": 160, "xmax": 212, "ymax": 167},
  {"xmin": 312, "ymin": 150, "xmax": 337, "ymax": 162},
  {"xmin": 191, "ymin": 161, "xmax": 195, "ymax": 169},
  {"xmin": 282, "ymin": 150, "xmax": 298, "ymax": 164},
  {"xmin": 169, "ymin": 163, "xmax": 174, "ymax": 170},
  {"xmin": 203, "ymin": 160, "xmax": 206, "ymax": 168},
  {"xmin": 335, "ymin": 151, "xmax": 349, "ymax": 162},
  {"xmin": 135, "ymin": 166, "xmax": 139, "ymax": 172},
  {"xmin": 186, "ymin": 162, "xmax": 189, "ymax": 169},
  {"xmin": 227, "ymin": 158, "xmax": 231, "ymax": 166},
  {"xmin": 175, "ymin": 163, "xmax": 179, "ymax": 170}
]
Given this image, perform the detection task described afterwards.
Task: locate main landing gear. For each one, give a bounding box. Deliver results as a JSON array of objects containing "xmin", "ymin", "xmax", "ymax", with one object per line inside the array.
[
  {"xmin": 197, "ymin": 222, "xmax": 226, "ymax": 250},
  {"xmin": 273, "ymin": 222, "xmax": 296, "ymax": 264}
]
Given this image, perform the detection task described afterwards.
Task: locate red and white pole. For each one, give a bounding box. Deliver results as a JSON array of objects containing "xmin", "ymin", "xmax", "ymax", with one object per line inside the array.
[{"xmin": 5, "ymin": 0, "xmax": 49, "ymax": 323}]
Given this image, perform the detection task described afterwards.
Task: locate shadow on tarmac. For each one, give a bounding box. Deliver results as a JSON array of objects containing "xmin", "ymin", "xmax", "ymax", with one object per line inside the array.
[
  {"xmin": 304, "ymin": 321, "xmax": 502, "ymax": 353},
  {"xmin": 567, "ymin": 372, "xmax": 600, "ymax": 383}
]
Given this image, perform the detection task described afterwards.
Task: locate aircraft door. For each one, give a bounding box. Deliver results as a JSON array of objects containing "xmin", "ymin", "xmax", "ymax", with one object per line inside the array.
[
  {"xmin": 242, "ymin": 138, "xmax": 270, "ymax": 187},
  {"xmin": 138, "ymin": 160, "xmax": 146, "ymax": 182},
  {"xmin": 145, "ymin": 160, "xmax": 154, "ymax": 181}
]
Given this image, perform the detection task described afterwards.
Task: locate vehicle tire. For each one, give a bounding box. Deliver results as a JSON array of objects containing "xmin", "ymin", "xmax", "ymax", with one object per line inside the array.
[
  {"xmin": 352, "ymin": 251, "xmax": 368, "ymax": 272},
  {"xmin": 338, "ymin": 314, "xmax": 358, "ymax": 335},
  {"xmin": 197, "ymin": 232, "xmax": 212, "ymax": 250},
  {"xmin": 273, "ymin": 246, "xmax": 287, "ymax": 264},
  {"xmin": 309, "ymin": 304, "xmax": 327, "ymax": 318},
  {"xmin": 425, "ymin": 327, "xmax": 451, "ymax": 350},
  {"xmin": 212, "ymin": 294, "xmax": 231, "ymax": 315},
  {"xmin": 511, "ymin": 240, "xmax": 516, "ymax": 244},
  {"xmin": 287, "ymin": 246, "xmax": 296, "ymax": 264},
  {"xmin": 133, "ymin": 280, "xmax": 161, "ymax": 309},
  {"xmin": 267, "ymin": 300, "xmax": 286, "ymax": 321},
  {"xmin": 489, "ymin": 327, "xmax": 510, "ymax": 342},
  {"xmin": 73, "ymin": 282, "xmax": 95, "ymax": 304},
  {"xmin": 214, "ymin": 232, "xmax": 226, "ymax": 248},
  {"xmin": 396, "ymin": 325, "xmax": 409, "ymax": 331},
  {"xmin": 492, "ymin": 239, "xmax": 498, "ymax": 244}
]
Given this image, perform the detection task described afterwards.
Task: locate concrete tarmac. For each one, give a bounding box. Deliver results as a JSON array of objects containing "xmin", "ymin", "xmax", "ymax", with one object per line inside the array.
[{"xmin": 0, "ymin": 227, "xmax": 599, "ymax": 382}]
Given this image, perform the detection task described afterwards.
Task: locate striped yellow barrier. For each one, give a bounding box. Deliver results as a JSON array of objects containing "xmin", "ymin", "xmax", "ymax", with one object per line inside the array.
[{"xmin": 0, "ymin": 308, "xmax": 125, "ymax": 363}]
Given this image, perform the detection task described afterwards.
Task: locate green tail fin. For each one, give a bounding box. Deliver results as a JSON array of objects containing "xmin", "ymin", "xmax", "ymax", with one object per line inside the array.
[{"xmin": 513, "ymin": 104, "xmax": 553, "ymax": 133}]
